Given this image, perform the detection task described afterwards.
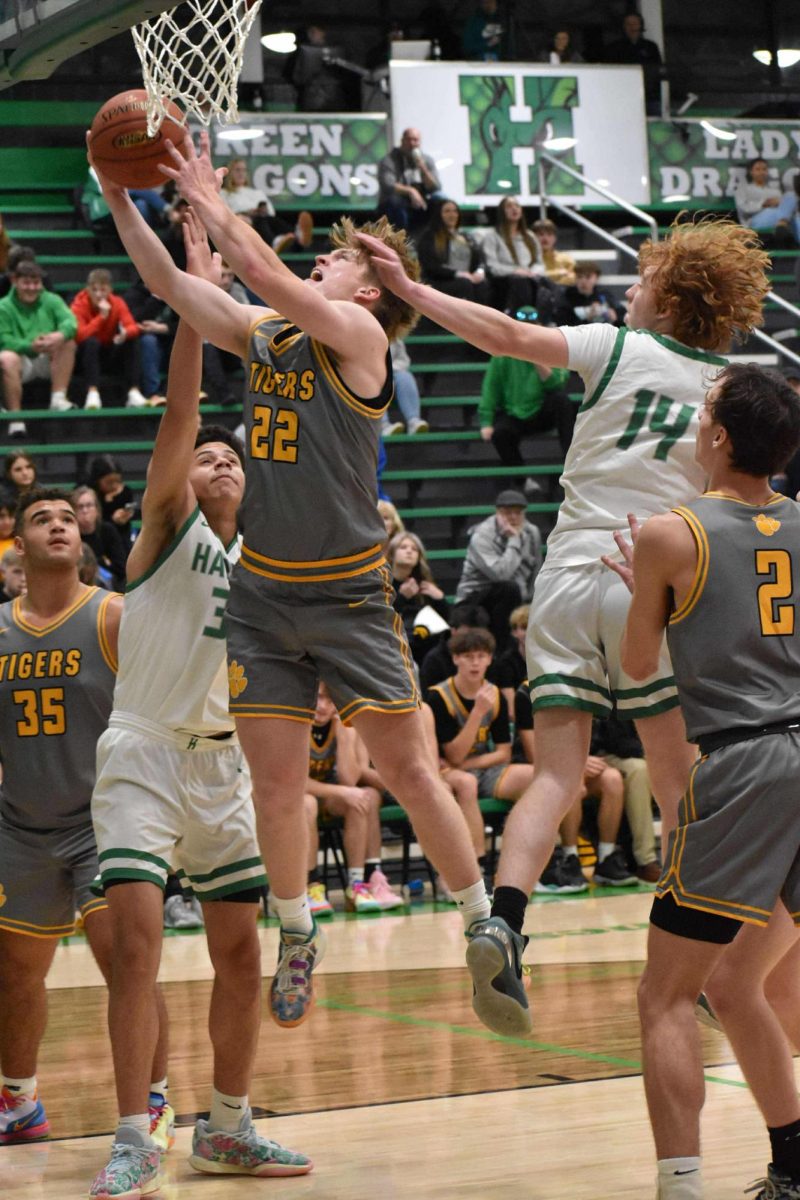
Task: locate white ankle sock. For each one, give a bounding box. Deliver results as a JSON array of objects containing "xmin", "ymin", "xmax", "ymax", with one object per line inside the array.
[
  {"xmin": 598, "ymin": 842, "xmax": 615, "ymax": 862},
  {"xmin": 452, "ymin": 879, "xmax": 491, "ymax": 930},
  {"xmin": 562, "ymin": 845, "xmax": 578, "ymax": 859},
  {"xmin": 50, "ymin": 390, "xmax": 66, "ymax": 403},
  {"xmin": 208, "ymin": 1088, "xmax": 248, "ymax": 1133},
  {"xmin": 3, "ymin": 1074, "xmax": 36, "ymax": 1097},
  {"xmin": 117, "ymin": 1113, "xmax": 151, "ymax": 1141},
  {"xmin": 270, "ymin": 892, "xmax": 313, "ymax": 935},
  {"xmin": 347, "ymin": 868, "xmax": 363, "ymax": 887},
  {"xmin": 657, "ymin": 1157, "xmax": 702, "ymax": 1199}
]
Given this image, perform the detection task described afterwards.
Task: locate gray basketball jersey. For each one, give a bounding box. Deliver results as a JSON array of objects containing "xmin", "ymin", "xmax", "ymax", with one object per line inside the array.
[
  {"xmin": 0, "ymin": 588, "xmax": 117, "ymax": 830},
  {"xmin": 667, "ymin": 493, "xmax": 800, "ymax": 741},
  {"xmin": 309, "ymin": 721, "xmax": 337, "ymax": 782},
  {"xmin": 428, "ymin": 676, "xmax": 501, "ymax": 756},
  {"xmin": 239, "ymin": 312, "xmax": 392, "ymax": 583}
]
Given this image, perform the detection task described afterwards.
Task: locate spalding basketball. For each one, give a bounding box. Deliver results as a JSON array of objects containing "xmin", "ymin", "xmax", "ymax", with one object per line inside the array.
[{"xmin": 89, "ymin": 90, "xmax": 187, "ymax": 189}]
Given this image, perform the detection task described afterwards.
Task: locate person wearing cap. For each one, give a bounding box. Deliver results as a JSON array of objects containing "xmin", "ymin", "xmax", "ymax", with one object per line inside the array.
[
  {"xmin": 455, "ymin": 490, "xmax": 542, "ymax": 651},
  {"xmin": 479, "ymin": 307, "xmax": 574, "ymax": 495}
]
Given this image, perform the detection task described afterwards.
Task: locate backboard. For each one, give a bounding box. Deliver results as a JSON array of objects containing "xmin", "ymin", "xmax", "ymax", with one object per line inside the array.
[{"xmin": 0, "ymin": 0, "xmax": 179, "ymax": 88}]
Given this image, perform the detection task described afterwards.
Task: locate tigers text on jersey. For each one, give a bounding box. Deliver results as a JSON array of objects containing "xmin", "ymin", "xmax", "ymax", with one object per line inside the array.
[
  {"xmin": 667, "ymin": 493, "xmax": 800, "ymax": 742},
  {"xmin": 547, "ymin": 324, "xmax": 726, "ymax": 568},
  {"xmin": 0, "ymin": 587, "xmax": 117, "ymax": 829},
  {"xmin": 113, "ymin": 507, "xmax": 239, "ymax": 736},
  {"xmin": 240, "ymin": 312, "xmax": 392, "ymax": 583}
]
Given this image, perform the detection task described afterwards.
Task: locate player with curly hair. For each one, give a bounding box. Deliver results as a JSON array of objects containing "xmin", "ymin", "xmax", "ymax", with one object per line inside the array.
[
  {"xmin": 358, "ymin": 216, "xmax": 771, "ymax": 1038},
  {"xmin": 88, "ymin": 130, "xmax": 492, "ymax": 1031}
]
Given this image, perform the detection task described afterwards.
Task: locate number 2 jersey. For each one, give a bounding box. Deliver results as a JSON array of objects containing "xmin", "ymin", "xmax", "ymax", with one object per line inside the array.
[
  {"xmin": 667, "ymin": 493, "xmax": 800, "ymax": 742},
  {"xmin": 239, "ymin": 312, "xmax": 392, "ymax": 583},
  {"xmin": 0, "ymin": 587, "xmax": 117, "ymax": 830},
  {"xmin": 547, "ymin": 324, "xmax": 726, "ymax": 568}
]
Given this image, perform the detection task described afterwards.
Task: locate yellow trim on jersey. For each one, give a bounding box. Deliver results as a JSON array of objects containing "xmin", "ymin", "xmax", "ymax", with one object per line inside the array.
[
  {"xmin": 0, "ymin": 914, "xmax": 76, "ymax": 937},
  {"xmin": 240, "ymin": 556, "xmax": 384, "ymax": 584},
  {"xmin": 380, "ymin": 564, "xmax": 420, "ymax": 706},
  {"xmin": 97, "ymin": 592, "xmax": 119, "ymax": 674},
  {"xmin": 242, "ymin": 541, "xmax": 384, "ymax": 571},
  {"xmin": 667, "ymin": 818, "xmax": 773, "ymax": 919},
  {"xmin": 80, "ymin": 897, "xmax": 108, "ymax": 918},
  {"xmin": 339, "ymin": 699, "xmax": 421, "ymax": 724},
  {"xmin": 702, "ymin": 491, "xmax": 785, "ymax": 508},
  {"xmin": 12, "ymin": 586, "xmax": 98, "ymax": 638},
  {"xmin": 232, "ymin": 711, "xmax": 314, "ymax": 724},
  {"xmin": 311, "ymin": 339, "xmax": 390, "ymax": 420},
  {"xmin": 669, "ymin": 507, "xmax": 710, "ymax": 625},
  {"xmin": 656, "ymin": 885, "xmax": 769, "ymax": 928},
  {"xmin": 248, "ymin": 310, "xmax": 283, "ymax": 344},
  {"xmin": 269, "ymin": 326, "xmax": 305, "ymax": 357}
]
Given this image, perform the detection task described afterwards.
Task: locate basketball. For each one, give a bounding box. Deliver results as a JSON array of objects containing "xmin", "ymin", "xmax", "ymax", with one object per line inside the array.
[{"xmin": 88, "ymin": 89, "xmax": 186, "ymax": 188}]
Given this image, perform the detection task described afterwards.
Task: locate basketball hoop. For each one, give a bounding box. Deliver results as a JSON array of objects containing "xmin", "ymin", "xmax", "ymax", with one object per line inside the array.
[{"xmin": 132, "ymin": 0, "xmax": 263, "ymax": 134}]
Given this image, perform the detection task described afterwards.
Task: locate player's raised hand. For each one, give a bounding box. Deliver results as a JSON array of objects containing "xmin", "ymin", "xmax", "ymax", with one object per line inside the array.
[
  {"xmin": 84, "ymin": 132, "xmax": 127, "ymax": 199},
  {"xmin": 600, "ymin": 513, "xmax": 641, "ymax": 594},
  {"xmin": 182, "ymin": 207, "xmax": 222, "ymax": 285},
  {"xmin": 355, "ymin": 232, "xmax": 414, "ymax": 298},
  {"xmin": 160, "ymin": 129, "xmax": 226, "ymax": 201}
]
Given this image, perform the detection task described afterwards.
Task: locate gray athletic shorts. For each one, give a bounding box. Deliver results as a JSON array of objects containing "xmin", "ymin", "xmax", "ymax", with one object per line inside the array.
[
  {"xmin": 656, "ymin": 730, "xmax": 800, "ymax": 926},
  {"xmin": 226, "ymin": 563, "xmax": 420, "ymax": 725},
  {"xmin": 0, "ymin": 817, "xmax": 106, "ymax": 937},
  {"xmin": 470, "ymin": 765, "xmax": 511, "ymax": 799},
  {"xmin": 19, "ymin": 352, "xmax": 52, "ymax": 385}
]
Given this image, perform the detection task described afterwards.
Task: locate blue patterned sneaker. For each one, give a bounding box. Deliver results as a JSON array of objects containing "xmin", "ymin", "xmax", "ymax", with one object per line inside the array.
[
  {"xmin": 466, "ymin": 916, "xmax": 532, "ymax": 1037},
  {"xmin": 269, "ymin": 920, "xmax": 327, "ymax": 1028},
  {"xmin": 0, "ymin": 1086, "xmax": 50, "ymax": 1143},
  {"xmin": 189, "ymin": 1111, "xmax": 313, "ymax": 1177},
  {"xmin": 88, "ymin": 1127, "xmax": 161, "ymax": 1198},
  {"xmin": 148, "ymin": 1097, "xmax": 175, "ymax": 1153}
]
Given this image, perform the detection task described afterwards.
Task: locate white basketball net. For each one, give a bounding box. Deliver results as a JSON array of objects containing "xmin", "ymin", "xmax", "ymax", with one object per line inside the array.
[{"xmin": 132, "ymin": 0, "xmax": 263, "ymax": 134}]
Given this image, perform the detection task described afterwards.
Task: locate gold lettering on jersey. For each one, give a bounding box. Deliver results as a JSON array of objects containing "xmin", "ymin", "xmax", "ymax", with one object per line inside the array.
[
  {"xmin": 753, "ymin": 514, "xmax": 781, "ymax": 536},
  {"xmin": 247, "ymin": 361, "xmax": 315, "ymax": 403},
  {"xmin": 0, "ymin": 648, "xmax": 81, "ymax": 681}
]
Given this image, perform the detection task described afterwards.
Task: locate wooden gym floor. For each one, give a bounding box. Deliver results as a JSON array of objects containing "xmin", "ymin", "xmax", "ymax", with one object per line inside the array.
[{"xmin": 4, "ymin": 887, "xmax": 786, "ymax": 1199}]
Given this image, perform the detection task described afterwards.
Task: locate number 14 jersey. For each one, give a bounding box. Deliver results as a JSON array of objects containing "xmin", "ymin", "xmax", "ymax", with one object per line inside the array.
[{"xmin": 546, "ymin": 324, "xmax": 726, "ymax": 568}]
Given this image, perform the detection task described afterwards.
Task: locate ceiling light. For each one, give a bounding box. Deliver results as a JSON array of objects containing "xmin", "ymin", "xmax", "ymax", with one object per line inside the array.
[
  {"xmin": 753, "ymin": 48, "xmax": 800, "ymax": 68},
  {"xmin": 542, "ymin": 136, "xmax": 577, "ymax": 151},
  {"xmin": 663, "ymin": 193, "xmax": 691, "ymax": 202},
  {"xmin": 700, "ymin": 119, "xmax": 737, "ymax": 141},
  {"xmin": 261, "ymin": 31, "xmax": 297, "ymax": 53},
  {"xmin": 216, "ymin": 128, "xmax": 264, "ymax": 141}
]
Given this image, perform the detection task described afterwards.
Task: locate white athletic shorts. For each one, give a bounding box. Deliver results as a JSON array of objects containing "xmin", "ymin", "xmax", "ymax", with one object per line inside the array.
[
  {"xmin": 92, "ymin": 715, "xmax": 267, "ymax": 899},
  {"xmin": 20, "ymin": 352, "xmax": 52, "ymax": 384},
  {"xmin": 526, "ymin": 562, "xmax": 679, "ymax": 719}
]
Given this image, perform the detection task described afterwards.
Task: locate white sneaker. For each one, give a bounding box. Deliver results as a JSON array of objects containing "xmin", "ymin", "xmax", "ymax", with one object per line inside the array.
[
  {"xmin": 407, "ymin": 417, "xmax": 429, "ymax": 434},
  {"xmin": 381, "ymin": 420, "xmax": 404, "ymax": 437},
  {"xmin": 49, "ymin": 393, "xmax": 74, "ymax": 412},
  {"xmin": 8, "ymin": 420, "xmax": 28, "ymax": 439},
  {"xmin": 126, "ymin": 387, "xmax": 147, "ymax": 408},
  {"xmin": 84, "ymin": 389, "xmax": 102, "ymax": 410}
]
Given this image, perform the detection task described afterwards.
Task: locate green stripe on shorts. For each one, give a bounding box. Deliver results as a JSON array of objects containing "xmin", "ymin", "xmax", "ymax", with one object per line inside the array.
[
  {"xmin": 532, "ymin": 694, "xmax": 611, "ymax": 717},
  {"xmin": 98, "ymin": 847, "xmax": 171, "ymax": 871},
  {"xmin": 186, "ymin": 856, "xmax": 264, "ymax": 885},
  {"xmin": 99, "ymin": 867, "xmax": 167, "ymax": 888}
]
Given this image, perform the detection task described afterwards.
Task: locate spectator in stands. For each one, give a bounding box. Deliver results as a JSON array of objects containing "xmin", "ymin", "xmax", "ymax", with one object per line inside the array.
[
  {"xmin": 772, "ymin": 371, "xmax": 800, "ymax": 499},
  {"xmin": 0, "ymin": 450, "xmax": 37, "ymax": 508},
  {"xmin": 78, "ymin": 542, "xmax": 101, "ymax": 587},
  {"xmin": 72, "ymin": 485, "xmax": 129, "ymax": 590},
  {"xmin": 86, "ymin": 453, "xmax": 137, "ymax": 537},
  {"xmin": 0, "ymin": 547, "xmax": 25, "ymax": 602},
  {"xmin": 590, "ymin": 712, "xmax": 660, "ymax": 882},
  {"xmin": 455, "ymin": 490, "xmax": 542, "ymax": 651},
  {"xmin": 531, "ymin": 219, "xmax": 576, "ymax": 287},
  {"xmin": 419, "ymin": 600, "xmax": 493, "ymax": 691},
  {"xmin": 160, "ymin": 198, "xmax": 190, "ymax": 270},
  {"xmin": 220, "ymin": 158, "xmax": 313, "ymax": 254},
  {"xmin": 479, "ymin": 306, "xmax": 574, "ymax": 493},
  {"xmin": 416, "ymin": 200, "xmax": 490, "ymax": 303},
  {"xmin": 462, "ymin": 0, "xmax": 506, "ymax": 61},
  {"xmin": 291, "ymin": 23, "xmax": 356, "ymax": 112},
  {"xmin": 420, "ymin": 702, "xmax": 488, "ymax": 889},
  {"xmin": 199, "ymin": 263, "xmax": 248, "ymax": 407},
  {"xmin": 601, "ymin": 11, "xmax": 663, "ymax": 115},
  {"xmin": 123, "ymin": 277, "xmax": 174, "ymax": 406},
  {"xmin": 481, "ymin": 197, "xmax": 558, "ymax": 319},
  {"xmin": 735, "ymin": 157, "xmax": 800, "ymax": 247},
  {"xmin": 381, "ymin": 339, "xmax": 429, "ymax": 437},
  {"xmin": 82, "ymin": 167, "xmax": 167, "ymax": 233},
  {"xmin": 378, "ymin": 128, "xmax": 444, "ymax": 235},
  {"xmin": 388, "ymin": 530, "xmax": 449, "ymax": 665},
  {"xmin": 0, "ymin": 212, "xmax": 12, "ymax": 275},
  {"xmin": 0, "ymin": 261, "xmax": 77, "ymax": 438},
  {"xmin": 378, "ymin": 498, "xmax": 405, "ymax": 541},
  {"xmin": 538, "ymin": 29, "xmax": 583, "ymax": 64},
  {"xmin": 0, "ymin": 246, "xmax": 54, "ymax": 301},
  {"xmin": 71, "ymin": 268, "xmax": 146, "ymax": 410},
  {"xmin": 494, "ymin": 603, "xmax": 528, "ymax": 720},
  {"xmin": 0, "ymin": 500, "xmax": 14, "ymax": 562},
  {"xmin": 563, "ymin": 261, "xmax": 621, "ymax": 326}
]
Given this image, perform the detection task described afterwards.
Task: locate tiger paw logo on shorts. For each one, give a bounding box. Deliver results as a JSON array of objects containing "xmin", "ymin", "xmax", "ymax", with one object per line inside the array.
[
  {"xmin": 753, "ymin": 513, "xmax": 781, "ymax": 536},
  {"xmin": 0, "ymin": 884, "xmax": 6, "ymax": 909},
  {"xmin": 228, "ymin": 660, "xmax": 248, "ymax": 699}
]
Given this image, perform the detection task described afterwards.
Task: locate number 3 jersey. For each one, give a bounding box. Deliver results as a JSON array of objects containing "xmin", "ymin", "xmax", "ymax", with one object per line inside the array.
[
  {"xmin": 0, "ymin": 587, "xmax": 117, "ymax": 830},
  {"xmin": 112, "ymin": 507, "xmax": 240, "ymax": 737},
  {"xmin": 239, "ymin": 313, "xmax": 392, "ymax": 583},
  {"xmin": 547, "ymin": 324, "xmax": 725, "ymax": 568},
  {"xmin": 667, "ymin": 493, "xmax": 800, "ymax": 741}
]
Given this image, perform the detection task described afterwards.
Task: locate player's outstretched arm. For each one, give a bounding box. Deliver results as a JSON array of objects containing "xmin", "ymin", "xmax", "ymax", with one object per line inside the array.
[{"xmin": 356, "ymin": 232, "xmax": 569, "ymax": 368}]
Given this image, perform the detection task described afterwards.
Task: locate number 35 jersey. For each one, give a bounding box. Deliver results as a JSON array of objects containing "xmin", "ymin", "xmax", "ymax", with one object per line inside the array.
[
  {"xmin": 0, "ymin": 587, "xmax": 117, "ymax": 830},
  {"xmin": 546, "ymin": 324, "xmax": 725, "ymax": 568},
  {"xmin": 239, "ymin": 313, "xmax": 393, "ymax": 584}
]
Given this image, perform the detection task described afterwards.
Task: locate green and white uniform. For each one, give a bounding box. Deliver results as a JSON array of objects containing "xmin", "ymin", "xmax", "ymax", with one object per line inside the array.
[
  {"xmin": 657, "ymin": 493, "xmax": 800, "ymax": 925},
  {"xmin": 0, "ymin": 588, "xmax": 116, "ymax": 935},
  {"xmin": 528, "ymin": 323, "xmax": 726, "ymax": 717},
  {"xmin": 92, "ymin": 507, "xmax": 267, "ymax": 899},
  {"xmin": 226, "ymin": 312, "xmax": 420, "ymax": 724}
]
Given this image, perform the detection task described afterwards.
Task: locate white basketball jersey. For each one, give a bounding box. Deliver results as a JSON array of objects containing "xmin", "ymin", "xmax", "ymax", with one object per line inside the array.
[
  {"xmin": 113, "ymin": 508, "xmax": 240, "ymax": 736},
  {"xmin": 545, "ymin": 324, "xmax": 726, "ymax": 568}
]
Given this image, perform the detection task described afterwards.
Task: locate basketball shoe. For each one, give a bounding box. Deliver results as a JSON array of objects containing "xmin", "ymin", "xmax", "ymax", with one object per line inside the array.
[
  {"xmin": 345, "ymin": 881, "xmax": 381, "ymax": 913},
  {"xmin": 189, "ymin": 1110, "xmax": 312, "ymax": 1177},
  {"xmin": 88, "ymin": 1127, "xmax": 161, "ymax": 1198},
  {"xmin": 465, "ymin": 916, "xmax": 531, "ymax": 1037},
  {"xmin": 746, "ymin": 1165, "xmax": 800, "ymax": 1198},
  {"xmin": 269, "ymin": 920, "xmax": 327, "ymax": 1027},
  {"xmin": 535, "ymin": 848, "xmax": 588, "ymax": 894},
  {"xmin": 593, "ymin": 848, "xmax": 638, "ymax": 887},
  {"xmin": 366, "ymin": 868, "xmax": 405, "ymax": 910},
  {"xmin": 0, "ymin": 1086, "xmax": 50, "ymax": 1143},
  {"xmin": 307, "ymin": 881, "xmax": 334, "ymax": 918},
  {"xmin": 148, "ymin": 1096, "xmax": 175, "ymax": 1153}
]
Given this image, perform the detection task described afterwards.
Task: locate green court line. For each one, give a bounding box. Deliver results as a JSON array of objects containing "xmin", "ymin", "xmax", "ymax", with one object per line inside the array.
[{"xmin": 316, "ymin": 997, "xmax": 748, "ymax": 1091}]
